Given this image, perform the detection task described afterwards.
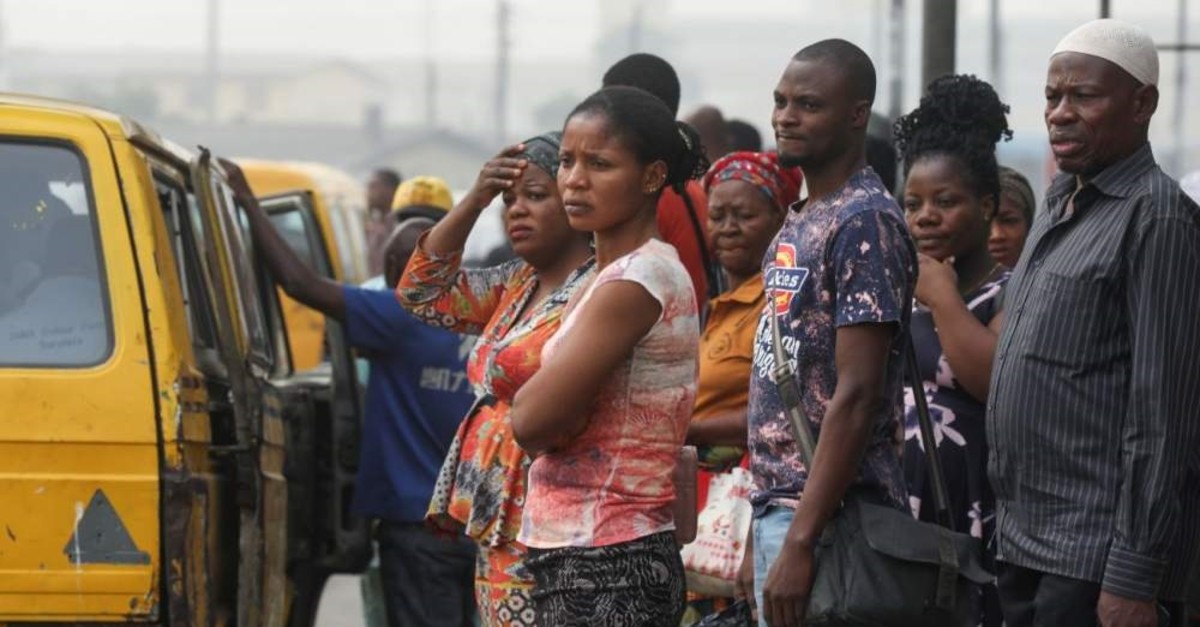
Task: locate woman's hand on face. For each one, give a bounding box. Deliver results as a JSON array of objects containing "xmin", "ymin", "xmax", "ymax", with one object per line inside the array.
[
  {"xmin": 464, "ymin": 144, "xmax": 528, "ymax": 210},
  {"xmin": 914, "ymin": 253, "xmax": 959, "ymax": 310}
]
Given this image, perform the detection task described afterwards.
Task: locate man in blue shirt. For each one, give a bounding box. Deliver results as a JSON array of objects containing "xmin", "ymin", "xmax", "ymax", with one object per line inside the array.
[{"xmin": 223, "ymin": 161, "xmax": 476, "ymax": 627}]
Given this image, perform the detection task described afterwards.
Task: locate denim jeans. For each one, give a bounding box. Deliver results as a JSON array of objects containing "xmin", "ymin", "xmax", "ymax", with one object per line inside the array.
[{"xmin": 752, "ymin": 506, "xmax": 794, "ymax": 627}]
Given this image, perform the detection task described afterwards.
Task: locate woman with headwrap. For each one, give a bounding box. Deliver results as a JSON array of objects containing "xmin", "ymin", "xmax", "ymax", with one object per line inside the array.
[
  {"xmin": 683, "ymin": 151, "xmax": 801, "ymax": 621},
  {"xmin": 397, "ymin": 132, "xmax": 595, "ymax": 626}
]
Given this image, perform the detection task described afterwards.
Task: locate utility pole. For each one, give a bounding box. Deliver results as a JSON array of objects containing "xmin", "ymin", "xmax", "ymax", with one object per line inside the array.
[
  {"xmin": 888, "ymin": 0, "xmax": 906, "ymax": 119},
  {"xmin": 988, "ymin": 0, "xmax": 1002, "ymax": 96},
  {"xmin": 0, "ymin": 0, "xmax": 8, "ymax": 92},
  {"xmin": 871, "ymin": 0, "xmax": 885, "ymax": 64},
  {"xmin": 1100, "ymin": 0, "xmax": 1112, "ymax": 18},
  {"xmin": 424, "ymin": 0, "xmax": 437, "ymax": 127},
  {"xmin": 205, "ymin": 0, "xmax": 220, "ymax": 124},
  {"xmin": 629, "ymin": 0, "xmax": 646, "ymax": 53},
  {"xmin": 1173, "ymin": 0, "xmax": 1187, "ymax": 174},
  {"xmin": 495, "ymin": 0, "xmax": 510, "ymax": 144},
  {"xmin": 921, "ymin": 0, "xmax": 956, "ymax": 91}
]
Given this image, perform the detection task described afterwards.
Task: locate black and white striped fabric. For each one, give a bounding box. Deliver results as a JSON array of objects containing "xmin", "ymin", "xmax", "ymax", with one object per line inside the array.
[{"xmin": 987, "ymin": 143, "xmax": 1200, "ymax": 602}]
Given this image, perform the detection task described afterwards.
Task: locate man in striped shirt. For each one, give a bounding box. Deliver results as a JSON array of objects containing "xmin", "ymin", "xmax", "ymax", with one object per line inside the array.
[{"xmin": 987, "ymin": 19, "xmax": 1200, "ymax": 627}]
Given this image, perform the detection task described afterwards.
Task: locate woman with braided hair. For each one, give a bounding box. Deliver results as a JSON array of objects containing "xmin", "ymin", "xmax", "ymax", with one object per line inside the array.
[{"xmin": 893, "ymin": 73, "xmax": 1012, "ymax": 627}]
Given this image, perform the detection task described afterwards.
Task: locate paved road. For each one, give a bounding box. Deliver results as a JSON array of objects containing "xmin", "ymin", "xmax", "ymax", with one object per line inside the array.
[{"xmin": 314, "ymin": 575, "xmax": 367, "ymax": 627}]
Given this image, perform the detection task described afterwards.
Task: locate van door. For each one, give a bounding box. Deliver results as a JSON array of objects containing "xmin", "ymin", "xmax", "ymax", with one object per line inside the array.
[
  {"xmin": 0, "ymin": 115, "xmax": 160, "ymax": 617},
  {"xmin": 260, "ymin": 192, "xmax": 370, "ymax": 580},
  {"xmin": 224, "ymin": 188, "xmax": 328, "ymax": 626},
  {"xmin": 132, "ymin": 147, "xmax": 236, "ymax": 626},
  {"xmin": 191, "ymin": 152, "xmax": 289, "ymax": 627}
]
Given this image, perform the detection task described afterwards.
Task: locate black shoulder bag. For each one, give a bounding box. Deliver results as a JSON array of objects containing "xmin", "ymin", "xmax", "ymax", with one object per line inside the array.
[{"xmin": 767, "ymin": 306, "xmax": 992, "ymax": 626}]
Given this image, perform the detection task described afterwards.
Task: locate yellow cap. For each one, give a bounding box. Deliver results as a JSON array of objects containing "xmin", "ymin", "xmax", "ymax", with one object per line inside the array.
[{"xmin": 391, "ymin": 175, "xmax": 454, "ymax": 213}]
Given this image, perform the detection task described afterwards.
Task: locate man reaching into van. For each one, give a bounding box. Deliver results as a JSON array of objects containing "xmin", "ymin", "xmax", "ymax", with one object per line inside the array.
[{"xmin": 221, "ymin": 160, "xmax": 477, "ymax": 627}]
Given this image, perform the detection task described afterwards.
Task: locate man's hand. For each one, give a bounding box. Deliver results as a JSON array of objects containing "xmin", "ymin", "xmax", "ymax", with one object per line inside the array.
[
  {"xmin": 216, "ymin": 157, "xmax": 253, "ymax": 203},
  {"xmin": 762, "ymin": 539, "xmax": 815, "ymax": 627},
  {"xmin": 734, "ymin": 528, "xmax": 756, "ymax": 621},
  {"xmin": 1097, "ymin": 591, "xmax": 1158, "ymax": 627}
]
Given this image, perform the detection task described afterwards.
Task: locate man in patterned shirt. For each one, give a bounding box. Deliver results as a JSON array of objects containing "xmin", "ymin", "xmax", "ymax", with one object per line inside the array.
[{"xmin": 736, "ymin": 40, "xmax": 917, "ymax": 627}]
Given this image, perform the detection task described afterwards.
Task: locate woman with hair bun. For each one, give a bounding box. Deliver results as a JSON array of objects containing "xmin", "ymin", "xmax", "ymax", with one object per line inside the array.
[
  {"xmin": 893, "ymin": 73, "xmax": 1012, "ymax": 627},
  {"xmin": 511, "ymin": 85, "xmax": 707, "ymax": 626}
]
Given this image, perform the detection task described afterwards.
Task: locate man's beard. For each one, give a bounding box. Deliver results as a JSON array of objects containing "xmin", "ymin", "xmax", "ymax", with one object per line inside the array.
[{"xmin": 777, "ymin": 150, "xmax": 806, "ymax": 169}]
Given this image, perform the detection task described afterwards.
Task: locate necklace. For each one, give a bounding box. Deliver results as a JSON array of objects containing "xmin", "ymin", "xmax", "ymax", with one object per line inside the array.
[{"xmin": 959, "ymin": 263, "xmax": 1001, "ymax": 296}]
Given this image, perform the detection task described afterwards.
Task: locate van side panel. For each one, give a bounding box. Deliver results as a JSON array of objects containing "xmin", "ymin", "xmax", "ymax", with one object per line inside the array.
[{"xmin": 0, "ymin": 112, "xmax": 160, "ymax": 618}]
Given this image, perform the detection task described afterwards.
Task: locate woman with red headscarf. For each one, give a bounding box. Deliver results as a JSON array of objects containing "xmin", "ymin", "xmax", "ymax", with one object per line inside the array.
[{"xmin": 682, "ymin": 152, "xmax": 801, "ymax": 621}]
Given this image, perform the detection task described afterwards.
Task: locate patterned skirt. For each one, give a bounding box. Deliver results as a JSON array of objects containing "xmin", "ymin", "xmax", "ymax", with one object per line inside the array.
[
  {"xmin": 526, "ymin": 531, "xmax": 685, "ymax": 626},
  {"xmin": 476, "ymin": 542, "xmax": 538, "ymax": 627}
]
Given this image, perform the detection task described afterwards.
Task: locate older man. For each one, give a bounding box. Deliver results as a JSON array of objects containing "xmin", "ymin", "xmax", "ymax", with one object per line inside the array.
[{"xmin": 987, "ymin": 19, "xmax": 1200, "ymax": 627}]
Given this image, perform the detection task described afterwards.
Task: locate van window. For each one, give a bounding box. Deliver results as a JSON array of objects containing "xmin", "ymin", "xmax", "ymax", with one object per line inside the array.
[
  {"xmin": 212, "ymin": 179, "xmax": 273, "ymax": 368},
  {"xmin": 233, "ymin": 202, "xmax": 292, "ymax": 376},
  {"xmin": 155, "ymin": 174, "xmax": 220, "ymax": 351},
  {"xmin": 264, "ymin": 195, "xmax": 332, "ymax": 277},
  {"xmin": 0, "ymin": 141, "xmax": 111, "ymax": 367}
]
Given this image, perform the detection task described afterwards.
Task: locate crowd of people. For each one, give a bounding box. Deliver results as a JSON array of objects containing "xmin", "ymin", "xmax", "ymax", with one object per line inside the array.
[{"xmin": 221, "ymin": 15, "xmax": 1200, "ymax": 627}]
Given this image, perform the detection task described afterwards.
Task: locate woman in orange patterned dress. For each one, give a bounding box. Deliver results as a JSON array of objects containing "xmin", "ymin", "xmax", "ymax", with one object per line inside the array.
[{"xmin": 396, "ymin": 132, "xmax": 594, "ymax": 627}]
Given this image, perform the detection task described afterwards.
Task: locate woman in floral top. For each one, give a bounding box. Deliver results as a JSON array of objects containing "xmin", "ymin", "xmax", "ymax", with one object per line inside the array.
[
  {"xmin": 894, "ymin": 74, "xmax": 1013, "ymax": 627},
  {"xmin": 396, "ymin": 132, "xmax": 594, "ymax": 627},
  {"xmin": 511, "ymin": 86, "xmax": 708, "ymax": 626}
]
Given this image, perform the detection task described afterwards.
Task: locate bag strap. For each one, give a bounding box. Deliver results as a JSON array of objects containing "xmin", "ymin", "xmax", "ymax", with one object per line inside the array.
[
  {"xmin": 766, "ymin": 291, "xmax": 956, "ymax": 534},
  {"xmin": 767, "ymin": 294, "xmax": 817, "ymax": 465},
  {"xmin": 904, "ymin": 340, "xmax": 956, "ymax": 532}
]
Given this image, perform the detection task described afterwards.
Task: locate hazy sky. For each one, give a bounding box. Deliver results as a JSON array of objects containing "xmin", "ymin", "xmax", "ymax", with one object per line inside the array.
[
  {"xmin": 3, "ymin": 0, "xmax": 1192, "ymax": 60},
  {"xmin": 5, "ymin": 0, "xmax": 1199, "ymax": 177}
]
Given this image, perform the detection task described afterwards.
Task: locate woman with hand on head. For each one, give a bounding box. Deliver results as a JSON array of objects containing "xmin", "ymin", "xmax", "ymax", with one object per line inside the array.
[
  {"xmin": 510, "ymin": 86, "xmax": 707, "ymax": 626},
  {"xmin": 396, "ymin": 132, "xmax": 595, "ymax": 627},
  {"xmin": 894, "ymin": 74, "xmax": 1012, "ymax": 627}
]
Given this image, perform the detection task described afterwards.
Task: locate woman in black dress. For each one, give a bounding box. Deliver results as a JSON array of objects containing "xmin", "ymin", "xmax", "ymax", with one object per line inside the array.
[{"xmin": 893, "ymin": 74, "xmax": 1013, "ymax": 627}]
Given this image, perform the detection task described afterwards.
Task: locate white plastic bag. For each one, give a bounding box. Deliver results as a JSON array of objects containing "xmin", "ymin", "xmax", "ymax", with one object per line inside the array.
[{"xmin": 680, "ymin": 467, "xmax": 754, "ymax": 598}]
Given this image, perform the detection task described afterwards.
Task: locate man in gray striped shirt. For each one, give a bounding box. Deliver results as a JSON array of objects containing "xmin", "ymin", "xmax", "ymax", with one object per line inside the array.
[{"xmin": 988, "ymin": 19, "xmax": 1200, "ymax": 627}]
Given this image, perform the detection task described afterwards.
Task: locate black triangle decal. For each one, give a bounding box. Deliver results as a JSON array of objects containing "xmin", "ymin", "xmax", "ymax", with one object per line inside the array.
[{"xmin": 63, "ymin": 489, "xmax": 151, "ymax": 565}]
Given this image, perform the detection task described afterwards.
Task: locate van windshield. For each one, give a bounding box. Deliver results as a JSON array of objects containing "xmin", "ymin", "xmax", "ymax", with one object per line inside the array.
[{"xmin": 0, "ymin": 141, "xmax": 110, "ymax": 367}]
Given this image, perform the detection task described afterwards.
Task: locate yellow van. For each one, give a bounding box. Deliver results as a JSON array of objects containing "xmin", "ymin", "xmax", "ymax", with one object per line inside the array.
[
  {"xmin": 236, "ymin": 161, "xmax": 369, "ymax": 372},
  {"xmin": 0, "ymin": 95, "xmax": 366, "ymax": 625}
]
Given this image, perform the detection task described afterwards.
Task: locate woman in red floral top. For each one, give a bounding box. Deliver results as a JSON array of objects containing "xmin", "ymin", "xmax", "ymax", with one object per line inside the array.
[{"xmin": 396, "ymin": 132, "xmax": 594, "ymax": 627}]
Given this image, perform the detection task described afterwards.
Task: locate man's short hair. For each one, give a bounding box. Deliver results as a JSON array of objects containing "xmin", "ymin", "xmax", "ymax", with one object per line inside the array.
[
  {"xmin": 727, "ymin": 119, "xmax": 763, "ymax": 152},
  {"xmin": 372, "ymin": 168, "xmax": 402, "ymax": 189},
  {"xmin": 602, "ymin": 53, "xmax": 681, "ymax": 116},
  {"xmin": 793, "ymin": 39, "xmax": 877, "ymax": 105}
]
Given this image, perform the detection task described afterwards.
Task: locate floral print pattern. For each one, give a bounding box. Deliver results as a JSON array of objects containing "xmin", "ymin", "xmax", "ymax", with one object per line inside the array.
[{"xmin": 396, "ymin": 235, "xmax": 594, "ymax": 626}]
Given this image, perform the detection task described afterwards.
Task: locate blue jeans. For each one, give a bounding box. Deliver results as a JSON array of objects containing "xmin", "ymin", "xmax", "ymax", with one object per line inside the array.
[{"xmin": 752, "ymin": 506, "xmax": 794, "ymax": 627}]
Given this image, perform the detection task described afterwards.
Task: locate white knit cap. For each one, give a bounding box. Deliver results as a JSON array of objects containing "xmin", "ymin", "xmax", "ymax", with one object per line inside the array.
[{"xmin": 1051, "ymin": 19, "xmax": 1159, "ymax": 86}]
